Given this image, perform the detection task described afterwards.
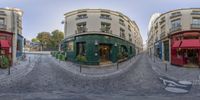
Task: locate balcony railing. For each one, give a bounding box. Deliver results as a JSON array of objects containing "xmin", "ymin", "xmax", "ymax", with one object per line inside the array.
[
  {"xmin": 169, "ymin": 25, "xmax": 182, "ymax": 33},
  {"xmin": 170, "ymin": 13, "xmax": 182, "ymax": 19},
  {"xmin": 100, "ymin": 16, "xmax": 112, "ymax": 20},
  {"xmin": 160, "ymin": 32, "xmax": 166, "ymax": 39},
  {"xmin": 119, "ymin": 21, "xmax": 125, "ymax": 26},
  {"xmin": 75, "ymin": 27, "xmax": 88, "ymax": 33},
  {"xmin": 0, "ymin": 24, "xmax": 7, "ymax": 30},
  {"xmin": 191, "ymin": 24, "xmax": 200, "ymax": 29},
  {"xmin": 100, "ymin": 27, "xmax": 112, "ymax": 33},
  {"xmin": 75, "ymin": 16, "xmax": 88, "ymax": 20}
]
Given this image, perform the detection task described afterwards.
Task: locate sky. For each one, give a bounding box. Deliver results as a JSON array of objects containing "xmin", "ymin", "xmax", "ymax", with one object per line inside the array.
[{"xmin": 0, "ymin": 0, "xmax": 200, "ymax": 44}]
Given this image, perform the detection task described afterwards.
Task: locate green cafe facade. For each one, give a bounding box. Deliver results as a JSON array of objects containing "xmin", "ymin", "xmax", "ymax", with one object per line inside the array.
[{"xmin": 61, "ymin": 33, "xmax": 135, "ymax": 65}]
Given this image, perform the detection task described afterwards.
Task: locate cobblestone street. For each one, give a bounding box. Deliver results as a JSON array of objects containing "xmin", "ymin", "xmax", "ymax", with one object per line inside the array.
[{"xmin": 0, "ymin": 54, "xmax": 199, "ymax": 99}]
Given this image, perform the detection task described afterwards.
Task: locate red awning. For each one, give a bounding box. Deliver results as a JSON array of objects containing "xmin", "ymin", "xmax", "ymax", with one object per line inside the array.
[
  {"xmin": 180, "ymin": 39, "xmax": 200, "ymax": 48},
  {"xmin": 172, "ymin": 41, "xmax": 181, "ymax": 48},
  {"xmin": 0, "ymin": 40, "xmax": 10, "ymax": 48}
]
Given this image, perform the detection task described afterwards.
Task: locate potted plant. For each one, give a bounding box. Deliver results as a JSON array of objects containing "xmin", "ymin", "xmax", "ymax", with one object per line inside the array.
[
  {"xmin": 76, "ymin": 55, "xmax": 87, "ymax": 64},
  {"xmin": 1, "ymin": 55, "xmax": 9, "ymax": 69}
]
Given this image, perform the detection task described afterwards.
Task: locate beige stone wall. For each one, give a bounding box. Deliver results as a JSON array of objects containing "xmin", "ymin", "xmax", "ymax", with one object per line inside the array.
[{"xmin": 64, "ymin": 9, "xmax": 143, "ymax": 52}]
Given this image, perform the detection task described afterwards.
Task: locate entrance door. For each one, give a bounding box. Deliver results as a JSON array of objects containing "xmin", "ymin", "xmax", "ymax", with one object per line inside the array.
[
  {"xmin": 100, "ymin": 44, "xmax": 111, "ymax": 62},
  {"xmin": 164, "ymin": 41, "xmax": 169, "ymax": 61}
]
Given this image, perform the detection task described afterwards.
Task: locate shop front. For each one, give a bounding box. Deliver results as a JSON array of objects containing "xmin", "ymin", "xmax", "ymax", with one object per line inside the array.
[
  {"xmin": 62, "ymin": 34, "xmax": 135, "ymax": 65},
  {"xmin": 154, "ymin": 41, "xmax": 162, "ymax": 59},
  {"xmin": 0, "ymin": 31, "xmax": 13, "ymax": 67},
  {"xmin": 171, "ymin": 32, "xmax": 200, "ymax": 67}
]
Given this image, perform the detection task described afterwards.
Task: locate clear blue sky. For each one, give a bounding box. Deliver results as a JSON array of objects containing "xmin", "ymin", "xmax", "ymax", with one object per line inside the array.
[{"xmin": 0, "ymin": 0, "xmax": 199, "ymax": 44}]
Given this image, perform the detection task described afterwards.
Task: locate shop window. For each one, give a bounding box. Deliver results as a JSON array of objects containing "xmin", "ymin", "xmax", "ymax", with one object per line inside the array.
[
  {"xmin": 76, "ymin": 42, "xmax": 86, "ymax": 56},
  {"xmin": 67, "ymin": 41, "xmax": 74, "ymax": 52}
]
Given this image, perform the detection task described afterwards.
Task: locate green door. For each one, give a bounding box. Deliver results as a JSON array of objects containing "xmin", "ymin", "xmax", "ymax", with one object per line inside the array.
[{"xmin": 164, "ymin": 40, "xmax": 169, "ymax": 61}]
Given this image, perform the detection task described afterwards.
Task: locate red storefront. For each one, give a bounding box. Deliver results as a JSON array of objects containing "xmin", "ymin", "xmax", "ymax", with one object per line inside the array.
[
  {"xmin": 171, "ymin": 31, "xmax": 200, "ymax": 67},
  {"xmin": 0, "ymin": 31, "xmax": 13, "ymax": 66}
]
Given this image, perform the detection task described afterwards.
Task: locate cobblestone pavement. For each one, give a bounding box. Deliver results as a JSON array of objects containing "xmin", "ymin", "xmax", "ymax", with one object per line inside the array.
[{"xmin": 0, "ymin": 54, "xmax": 199, "ymax": 99}]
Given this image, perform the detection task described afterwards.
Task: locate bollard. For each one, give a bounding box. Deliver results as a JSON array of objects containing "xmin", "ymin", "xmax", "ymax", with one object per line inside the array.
[
  {"xmin": 29, "ymin": 57, "xmax": 31, "ymax": 63},
  {"xmin": 165, "ymin": 63, "xmax": 167, "ymax": 72},
  {"xmin": 117, "ymin": 62, "xmax": 119, "ymax": 70},
  {"xmin": 8, "ymin": 65, "xmax": 11, "ymax": 75}
]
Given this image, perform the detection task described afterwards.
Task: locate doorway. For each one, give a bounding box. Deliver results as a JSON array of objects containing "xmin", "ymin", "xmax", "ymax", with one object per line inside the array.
[{"xmin": 99, "ymin": 44, "xmax": 111, "ymax": 63}]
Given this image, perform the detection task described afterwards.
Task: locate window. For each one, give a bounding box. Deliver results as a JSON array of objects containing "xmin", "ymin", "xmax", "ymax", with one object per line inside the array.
[
  {"xmin": 192, "ymin": 18, "xmax": 200, "ymax": 25},
  {"xmin": 101, "ymin": 22, "xmax": 111, "ymax": 33},
  {"xmin": 119, "ymin": 19, "xmax": 125, "ymax": 26},
  {"xmin": 0, "ymin": 18, "xmax": 4, "ymax": 25},
  {"xmin": 191, "ymin": 11, "xmax": 200, "ymax": 15},
  {"xmin": 128, "ymin": 25, "xmax": 131, "ymax": 31},
  {"xmin": 67, "ymin": 41, "xmax": 74, "ymax": 52},
  {"xmin": 76, "ymin": 14, "xmax": 88, "ymax": 20},
  {"xmin": 171, "ymin": 19, "xmax": 181, "ymax": 28},
  {"xmin": 120, "ymin": 28, "xmax": 125, "ymax": 39},
  {"xmin": 161, "ymin": 25, "xmax": 165, "ymax": 33},
  {"xmin": 170, "ymin": 12, "xmax": 182, "ymax": 18},
  {"xmin": 129, "ymin": 34, "xmax": 132, "ymax": 42},
  {"xmin": 170, "ymin": 19, "xmax": 182, "ymax": 32},
  {"xmin": 77, "ymin": 42, "xmax": 86, "ymax": 56},
  {"xmin": 191, "ymin": 18, "xmax": 200, "ymax": 28},
  {"xmin": 100, "ymin": 14, "xmax": 112, "ymax": 20},
  {"xmin": 76, "ymin": 22, "xmax": 87, "ymax": 33}
]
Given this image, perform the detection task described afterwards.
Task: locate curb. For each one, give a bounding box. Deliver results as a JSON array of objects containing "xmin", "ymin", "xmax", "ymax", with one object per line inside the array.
[
  {"xmin": 0, "ymin": 56, "xmax": 37, "ymax": 86},
  {"xmin": 49, "ymin": 55, "xmax": 139, "ymax": 79}
]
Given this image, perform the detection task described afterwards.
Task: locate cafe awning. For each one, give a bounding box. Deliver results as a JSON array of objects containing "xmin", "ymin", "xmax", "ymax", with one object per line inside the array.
[
  {"xmin": 0, "ymin": 40, "xmax": 10, "ymax": 48},
  {"xmin": 172, "ymin": 41, "xmax": 181, "ymax": 48},
  {"xmin": 180, "ymin": 39, "xmax": 200, "ymax": 48}
]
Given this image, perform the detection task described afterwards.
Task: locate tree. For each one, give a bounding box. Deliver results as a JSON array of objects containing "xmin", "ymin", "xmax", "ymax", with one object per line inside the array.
[
  {"xmin": 50, "ymin": 30, "xmax": 64, "ymax": 50},
  {"xmin": 36, "ymin": 32, "xmax": 51, "ymax": 50},
  {"xmin": 31, "ymin": 38, "xmax": 39, "ymax": 43}
]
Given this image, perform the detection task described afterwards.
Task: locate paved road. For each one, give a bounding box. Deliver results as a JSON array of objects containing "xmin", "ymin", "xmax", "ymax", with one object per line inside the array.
[{"xmin": 0, "ymin": 54, "xmax": 199, "ymax": 99}]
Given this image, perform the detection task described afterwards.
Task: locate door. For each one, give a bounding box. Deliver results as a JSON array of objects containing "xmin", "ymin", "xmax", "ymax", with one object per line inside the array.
[
  {"xmin": 100, "ymin": 44, "xmax": 111, "ymax": 62},
  {"xmin": 164, "ymin": 40, "xmax": 169, "ymax": 61}
]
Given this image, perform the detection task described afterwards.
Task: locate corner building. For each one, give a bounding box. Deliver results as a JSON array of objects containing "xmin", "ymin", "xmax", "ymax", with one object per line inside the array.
[
  {"xmin": 147, "ymin": 8, "xmax": 200, "ymax": 67},
  {"xmin": 62, "ymin": 9, "xmax": 143, "ymax": 65},
  {"xmin": 0, "ymin": 8, "xmax": 24, "ymax": 65}
]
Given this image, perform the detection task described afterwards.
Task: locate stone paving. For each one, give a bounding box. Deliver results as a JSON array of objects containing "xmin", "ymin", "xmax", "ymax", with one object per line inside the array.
[
  {"xmin": 149, "ymin": 55, "xmax": 200, "ymax": 85},
  {"xmin": 50, "ymin": 55, "xmax": 138, "ymax": 78},
  {"xmin": 0, "ymin": 54, "xmax": 37, "ymax": 86}
]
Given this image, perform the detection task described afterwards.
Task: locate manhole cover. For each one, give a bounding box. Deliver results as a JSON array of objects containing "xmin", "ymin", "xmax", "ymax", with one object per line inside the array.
[{"xmin": 165, "ymin": 86, "xmax": 188, "ymax": 93}]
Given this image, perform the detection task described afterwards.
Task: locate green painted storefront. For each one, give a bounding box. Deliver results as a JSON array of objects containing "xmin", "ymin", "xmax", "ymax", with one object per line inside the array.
[{"xmin": 61, "ymin": 34, "xmax": 136, "ymax": 65}]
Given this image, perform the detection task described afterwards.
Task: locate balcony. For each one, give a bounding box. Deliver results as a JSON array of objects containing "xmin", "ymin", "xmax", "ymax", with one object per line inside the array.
[
  {"xmin": 100, "ymin": 27, "xmax": 112, "ymax": 33},
  {"xmin": 100, "ymin": 16, "xmax": 112, "ymax": 20},
  {"xmin": 76, "ymin": 27, "xmax": 88, "ymax": 33},
  {"xmin": 191, "ymin": 24, "xmax": 200, "ymax": 29},
  {"xmin": 75, "ymin": 16, "xmax": 88, "ymax": 20},
  {"xmin": 170, "ymin": 13, "xmax": 182, "ymax": 19},
  {"xmin": 0, "ymin": 24, "xmax": 7, "ymax": 30},
  {"xmin": 191, "ymin": 12, "xmax": 200, "ymax": 15},
  {"xmin": 119, "ymin": 21, "xmax": 125, "ymax": 26},
  {"xmin": 160, "ymin": 32, "xmax": 166, "ymax": 39},
  {"xmin": 169, "ymin": 25, "xmax": 182, "ymax": 33}
]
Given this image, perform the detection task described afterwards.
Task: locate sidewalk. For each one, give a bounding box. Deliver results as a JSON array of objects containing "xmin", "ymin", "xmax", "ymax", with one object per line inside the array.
[
  {"xmin": 149, "ymin": 55, "xmax": 200, "ymax": 85},
  {"xmin": 49, "ymin": 55, "xmax": 140, "ymax": 78},
  {"xmin": 0, "ymin": 54, "xmax": 36, "ymax": 86}
]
